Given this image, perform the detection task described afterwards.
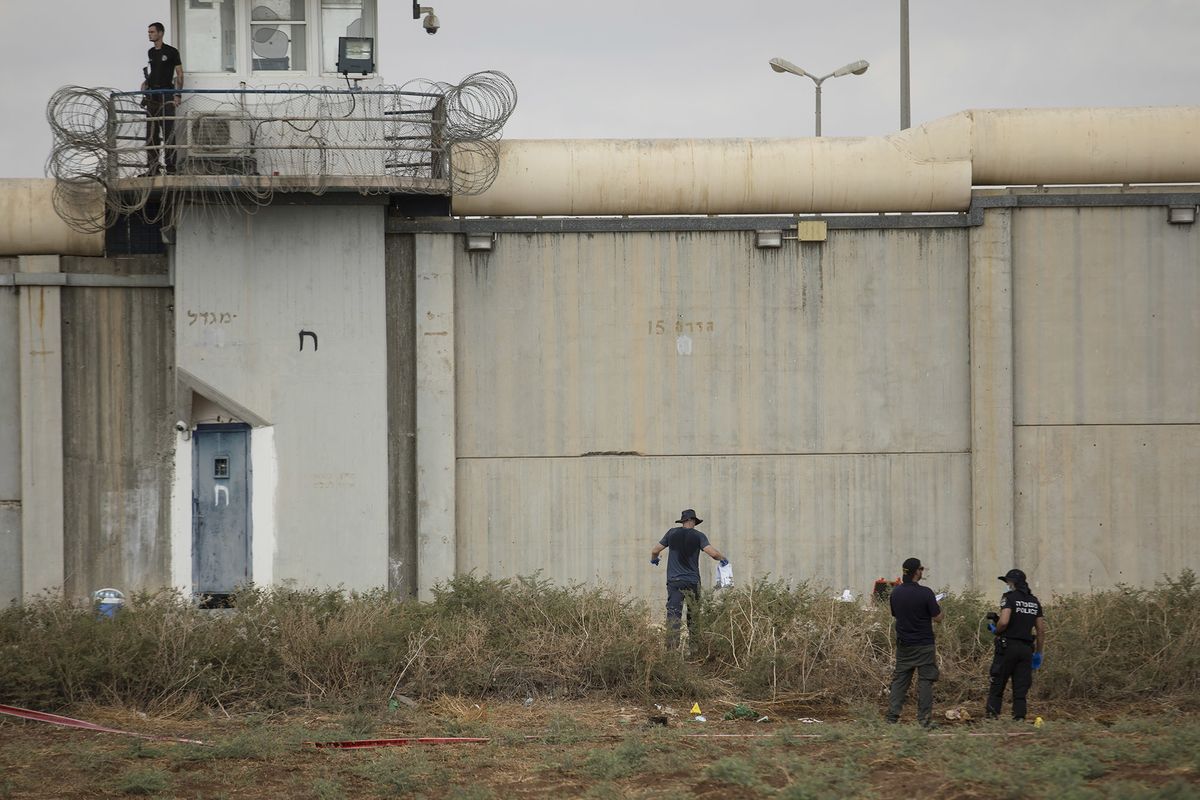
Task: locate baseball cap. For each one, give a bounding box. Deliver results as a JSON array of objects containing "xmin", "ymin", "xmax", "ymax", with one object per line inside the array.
[{"xmin": 998, "ymin": 568, "xmax": 1027, "ymax": 584}]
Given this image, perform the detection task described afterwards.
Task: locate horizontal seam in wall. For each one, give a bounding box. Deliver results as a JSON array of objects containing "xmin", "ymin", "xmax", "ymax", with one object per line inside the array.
[
  {"xmin": 456, "ymin": 451, "xmax": 971, "ymax": 460},
  {"xmin": 1014, "ymin": 422, "xmax": 1200, "ymax": 428}
]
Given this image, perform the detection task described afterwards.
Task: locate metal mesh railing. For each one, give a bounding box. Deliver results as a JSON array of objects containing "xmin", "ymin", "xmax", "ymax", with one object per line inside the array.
[{"xmin": 46, "ymin": 72, "xmax": 517, "ymax": 233}]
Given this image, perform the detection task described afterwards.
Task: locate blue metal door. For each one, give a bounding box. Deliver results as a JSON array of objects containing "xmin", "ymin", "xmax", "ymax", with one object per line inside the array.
[{"xmin": 193, "ymin": 423, "xmax": 251, "ymax": 597}]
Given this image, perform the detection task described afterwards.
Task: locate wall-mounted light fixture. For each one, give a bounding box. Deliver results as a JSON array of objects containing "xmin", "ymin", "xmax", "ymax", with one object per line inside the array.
[
  {"xmin": 1167, "ymin": 205, "xmax": 1197, "ymax": 225},
  {"xmin": 755, "ymin": 230, "xmax": 783, "ymax": 249},
  {"xmin": 465, "ymin": 232, "xmax": 494, "ymax": 252},
  {"xmin": 337, "ymin": 37, "xmax": 375, "ymax": 75}
]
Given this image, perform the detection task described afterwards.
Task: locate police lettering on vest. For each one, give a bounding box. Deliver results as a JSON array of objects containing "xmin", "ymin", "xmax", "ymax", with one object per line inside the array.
[{"xmin": 998, "ymin": 590, "xmax": 1044, "ymax": 642}]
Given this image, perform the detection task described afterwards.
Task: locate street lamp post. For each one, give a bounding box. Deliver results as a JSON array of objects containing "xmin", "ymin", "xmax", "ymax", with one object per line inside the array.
[
  {"xmin": 900, "ymin": 0, "xmax": 911, "ymax": 129},
  {"xmin": 768, "ymin": 57, "xmax": 869, "ymax": 136}
]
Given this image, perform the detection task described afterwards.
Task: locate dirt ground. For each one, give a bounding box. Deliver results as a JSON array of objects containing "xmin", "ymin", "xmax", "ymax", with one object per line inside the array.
[{"xmin": 1, "ymin": 698, "xmax": 1197, "ymax": 799}]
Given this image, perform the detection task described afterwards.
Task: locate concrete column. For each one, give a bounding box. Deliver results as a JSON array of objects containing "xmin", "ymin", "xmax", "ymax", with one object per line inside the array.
[
  {"xmin": 386, "ymin": 234, "xmax": 418, "ymax": 598},
  {"xmin": 414, "ymin": 234, "xmax": 456, "ymax": 599},
  {"xmin": 18, "ymin": 255, "xmax": 65, "ymax": 599},
  {"xmin": 969, "ymin": 209, "xmax": 1015, "ymax": 588}
]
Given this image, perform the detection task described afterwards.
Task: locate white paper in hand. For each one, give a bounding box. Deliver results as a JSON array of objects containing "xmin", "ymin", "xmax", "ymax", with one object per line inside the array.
[{"xmin": 715, "ymin": 561, "xmax": 734, "ymax": 588}]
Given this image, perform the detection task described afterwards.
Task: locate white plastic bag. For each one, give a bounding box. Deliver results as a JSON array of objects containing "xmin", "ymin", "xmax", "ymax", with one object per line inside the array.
[{"xmin": 715, "ymin": 561, "xmax": 734, "ymax": 588}]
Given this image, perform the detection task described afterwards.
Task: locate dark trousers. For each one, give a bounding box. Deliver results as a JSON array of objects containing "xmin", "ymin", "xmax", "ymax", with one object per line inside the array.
[
  {"xmin": 986, "ymin": 638, "xmax": 1034, "ymax": 720},
  {"xmin": 887, "ymin": 644, "xmax": 939, "ymax": 725},
  {"xmin": 144, "ymin": 96, "xmax": 177, "ymax": 172},
  {"xmin": 665, "ymin": 580, "xmax": 700, "ymax": 649}
]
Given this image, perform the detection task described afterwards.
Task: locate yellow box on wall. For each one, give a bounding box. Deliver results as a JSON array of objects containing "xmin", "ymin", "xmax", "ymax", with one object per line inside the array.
[{"xmin": 796, "ymin": 220, "xmax": 828, "ymax": 241}]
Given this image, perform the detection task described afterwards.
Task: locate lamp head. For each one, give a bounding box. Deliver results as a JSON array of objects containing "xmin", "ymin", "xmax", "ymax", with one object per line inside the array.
[
  {"xmin": 768, "ymin": 57, "xmax": 808, "ymax": 78},
  {"xmin": 832, "ymin": 59, "xmax": 870, "ymax": 77}
]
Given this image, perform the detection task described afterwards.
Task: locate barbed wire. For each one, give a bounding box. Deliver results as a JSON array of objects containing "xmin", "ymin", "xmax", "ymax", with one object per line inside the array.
[{"xmin": 45, "ymin": 72, "xmax": 517, "ymax": 233}]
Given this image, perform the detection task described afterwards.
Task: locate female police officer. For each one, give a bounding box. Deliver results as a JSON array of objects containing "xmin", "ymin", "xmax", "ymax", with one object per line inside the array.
[{"xmin": 986, "ymin": 568, "xmax": 1047, "ymax": 721}]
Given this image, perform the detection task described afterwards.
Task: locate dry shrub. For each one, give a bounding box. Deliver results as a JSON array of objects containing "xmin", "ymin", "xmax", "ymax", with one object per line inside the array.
[
  {"xmin": 395, "ymin": 574, "xmax": 690, "ymax": 698},
  {"xmin": 1, "ymin": 571, "xmax": 1196, "ymax": 713},
  {"xmin": 692, "ymin": 580, "xmax": 993, "ymax": 704},
  {"xmin": 0, "ymin": 575, "xmax": 690, "ymax": 711},
  {"xmin": 1036, "ymin": 570, "xmax": 1200, "ymax": 702},
  {"xmin": 692, "ymin": 572, "xmax": 1200, "ymax": 707},
  {"xmin": 693, "ymin": 580, "xmax": 891, "ymax": 700}
]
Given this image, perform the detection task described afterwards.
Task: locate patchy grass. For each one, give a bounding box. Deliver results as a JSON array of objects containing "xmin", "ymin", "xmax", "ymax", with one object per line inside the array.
[
  {"xmin": 1, "ymin": 701, "xmax": 1197, "ymax": 799},
  {"xmin": 112, "ymin": 766, "xmax": 171, "ymax": 796},
  {"xmin": 703, "ymin": 755, "xmax": 760, "ymax": 787}
]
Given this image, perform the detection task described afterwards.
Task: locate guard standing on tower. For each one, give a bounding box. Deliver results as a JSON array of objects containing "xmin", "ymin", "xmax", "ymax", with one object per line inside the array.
[{"xmin": 141, "ymin": 21, "xmax": 184, "ymax": 175}]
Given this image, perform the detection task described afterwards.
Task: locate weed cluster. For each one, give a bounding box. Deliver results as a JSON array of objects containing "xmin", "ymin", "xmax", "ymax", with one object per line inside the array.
[
  {"xmin": 1, "ymin": 570, "xmax": 1196, "ymax": 713},
  {"xmin": 695, "ymin": 571, "xmax": 1200, "ymax": 706},
  {"xmin": 0, "ymin": 575, "xmax": 688, "ymax": 711}
]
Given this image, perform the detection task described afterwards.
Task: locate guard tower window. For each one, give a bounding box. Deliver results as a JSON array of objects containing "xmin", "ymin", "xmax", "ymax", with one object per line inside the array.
[
  {"xmin": 251, "ymin": 0, "xmax": 307, "ymax": 71},
  {"xmin": 321, "ymin": 0, "xmax": 368, "ymax": 74},
  {"xmin": 178, "ymin": 0, "xmax": 377, "ymax": 76},
  {"xmin": 181, "ymin": 0, "xmax": 237, "ymax": 73}
]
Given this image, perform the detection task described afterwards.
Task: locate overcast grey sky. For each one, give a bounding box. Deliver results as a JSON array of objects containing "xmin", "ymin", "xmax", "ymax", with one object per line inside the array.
[{"xmin": 3, "ymin": 0, "xmax": 1198, "ymax": 177}]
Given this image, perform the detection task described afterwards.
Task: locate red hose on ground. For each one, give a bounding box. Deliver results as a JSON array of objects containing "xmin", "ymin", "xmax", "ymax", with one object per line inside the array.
[{"xmin": 0, "ymin": 703, "xmax": 206, "ymax": 744}]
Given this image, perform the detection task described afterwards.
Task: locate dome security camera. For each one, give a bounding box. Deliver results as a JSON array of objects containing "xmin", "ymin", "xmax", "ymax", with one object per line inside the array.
[
  {"xmin": 414, "ymin": 3, "xmax": 439, "ymax": 34},
  {"xmin": 175, "ymin": 420, "xmax": 189, "ymax": 432}
]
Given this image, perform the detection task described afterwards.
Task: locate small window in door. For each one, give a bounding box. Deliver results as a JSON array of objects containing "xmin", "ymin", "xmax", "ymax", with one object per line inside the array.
[{"xmin": 214, "ymin": 457, "xmax": 230, "ymax": 478}]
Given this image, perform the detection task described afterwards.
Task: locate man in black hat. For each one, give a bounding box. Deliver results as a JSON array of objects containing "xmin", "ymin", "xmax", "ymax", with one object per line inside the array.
[
  {"xmin": 649, "ymin": 509, "xmax": 727, "ymax": 650},
  {"xmin": 986, "ymin": 568, "xmax": 1046, "ymax": 721},
  {"xmin": 886, "ymin": 556, "xmax": 943, "ymax": 727}
]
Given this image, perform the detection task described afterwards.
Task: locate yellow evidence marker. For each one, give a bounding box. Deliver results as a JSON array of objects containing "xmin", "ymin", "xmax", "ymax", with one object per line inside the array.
[{"xmin": 690, "ymin": 703, "xmax": 702, "ymax": 716}]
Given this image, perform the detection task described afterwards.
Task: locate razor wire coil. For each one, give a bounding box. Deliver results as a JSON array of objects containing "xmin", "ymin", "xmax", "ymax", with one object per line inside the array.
[{"xmin": 45, "ymin": 72, "xmax": 517, "ymax": 233}]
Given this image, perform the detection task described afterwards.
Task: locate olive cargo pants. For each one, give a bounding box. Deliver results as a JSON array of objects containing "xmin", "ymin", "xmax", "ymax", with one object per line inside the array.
[{"xmin": 886, "ymin": 644, "xmax": 939, "ymax": 725}]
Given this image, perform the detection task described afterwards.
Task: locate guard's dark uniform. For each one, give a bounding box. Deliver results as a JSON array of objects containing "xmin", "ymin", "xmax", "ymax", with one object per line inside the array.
[
  {"xmin": 986, "ymin": 587, "xmax": 1044, "ymax": 720},
  {"xmin": 144, "ymin": 43, "xmax": 182, "ymax": 173}
]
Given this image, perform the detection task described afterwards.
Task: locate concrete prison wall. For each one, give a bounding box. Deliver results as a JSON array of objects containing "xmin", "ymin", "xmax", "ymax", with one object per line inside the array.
[
  {"xmin": 1010, "ymin": 205, "xmax": 1200, "ymax": 590},
  {"xmin": 449, "ymin": 226, "xmax": 974, "ymax": 602},
  {"xmin": 433, "ymin": 196, "xmax": 1200, "ymax": 603},
  {"xmin": 1, "ymin": 189, "xmax": 1197, "ymax": 605}
]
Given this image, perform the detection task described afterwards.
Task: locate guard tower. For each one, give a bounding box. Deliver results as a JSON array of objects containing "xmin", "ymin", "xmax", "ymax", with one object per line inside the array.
[
  {"xmin": 36, "ymin": 0, "xmax": 515, "ymax": 605},
  {"xmin": 46, "ymin": 0, "xmax": 512, "ymax": 243}
]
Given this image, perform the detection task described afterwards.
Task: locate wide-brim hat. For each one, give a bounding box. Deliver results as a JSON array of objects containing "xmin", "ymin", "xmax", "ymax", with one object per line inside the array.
[{"xmin": 676, "ymin": 509, "xmax": 703, "ymax": 524}]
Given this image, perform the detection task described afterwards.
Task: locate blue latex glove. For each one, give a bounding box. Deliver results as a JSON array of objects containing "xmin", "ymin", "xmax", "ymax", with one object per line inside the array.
[
  {"xmin": 650, "ymin": 557, "xmax": 660, "ymax": 566},
  {"xmin": 719, "ymin": 559, "xmax": 729, "ymax": 567},
  {"xmin": 987, "ymin": 623, "xmax": 996, "ymax": 633},
  {"xmin": 1031, "ymin": 652, "xmax": 1043, "ymax": 670}
]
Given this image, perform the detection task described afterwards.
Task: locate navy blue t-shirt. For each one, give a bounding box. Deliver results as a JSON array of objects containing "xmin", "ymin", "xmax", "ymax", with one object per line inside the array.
[
  {"xmin": 659, "ymin": 527, "xmax": 710, "ymax": 584},
  {"xmin": 890, "ymin": 581, "xmax": 941, "ymax": 646}
]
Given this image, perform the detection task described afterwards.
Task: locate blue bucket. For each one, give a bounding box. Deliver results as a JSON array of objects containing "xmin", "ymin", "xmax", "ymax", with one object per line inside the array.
[{"xmin": 93, "ymin": 588, "xmax": 125, "ymax": 619}]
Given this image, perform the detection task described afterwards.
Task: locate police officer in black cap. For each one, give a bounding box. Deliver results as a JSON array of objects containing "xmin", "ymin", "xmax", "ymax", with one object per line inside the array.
[{"xmin": 985, "ymin": 568, "xmax": 1047, "ymax": 721}]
